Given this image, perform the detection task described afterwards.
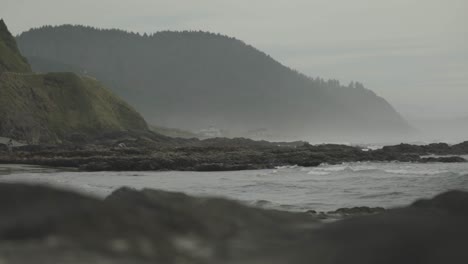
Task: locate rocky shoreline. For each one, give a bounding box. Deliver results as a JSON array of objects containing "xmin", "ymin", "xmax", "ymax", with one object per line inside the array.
[
  {"xmin": 0, "ymin": 183, "xmax": 467, "ymax": 264},
  {"xmin": 0, "ymin": 133, "xmax": 467, "ymax": 171}
]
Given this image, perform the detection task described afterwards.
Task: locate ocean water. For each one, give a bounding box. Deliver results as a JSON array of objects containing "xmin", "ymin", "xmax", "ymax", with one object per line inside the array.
[{"xmin": 1, "ymin": 159, "xmax": 468, "ymax": 212}]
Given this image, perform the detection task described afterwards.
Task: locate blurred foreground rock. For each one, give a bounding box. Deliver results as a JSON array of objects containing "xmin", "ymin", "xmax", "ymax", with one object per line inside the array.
[{"xmin": 0, "ymin": 183, "xmax": 467, "ymax": 263}]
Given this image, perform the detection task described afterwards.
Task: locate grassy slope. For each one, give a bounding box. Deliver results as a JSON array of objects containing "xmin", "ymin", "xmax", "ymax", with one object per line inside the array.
[
  {"xmin": 0, "ymin": 42, "xmax": 30, "ymax": 73},
  {"xmin": 0, "ymin": 20, "xmax": 31, "ymax": 73},
  {"xmin": 0, "ymin": 72, "xmax": 148, "ymax": 143},
  {"xmin": 0, "ymin": 20, "xmax": 149, "ymax": 143}
]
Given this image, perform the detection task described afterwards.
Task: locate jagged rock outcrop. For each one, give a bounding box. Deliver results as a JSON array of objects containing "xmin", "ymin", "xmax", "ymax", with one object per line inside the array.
[{"xmin": 1, "ymin": 140, "xmax": 466, "ymax": 171}]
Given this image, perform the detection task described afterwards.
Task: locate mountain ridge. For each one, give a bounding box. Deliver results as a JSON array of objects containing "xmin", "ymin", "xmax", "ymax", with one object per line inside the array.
[{"xmin": 17, "ymin": 24, "xmax": 413, "ymax": 142}]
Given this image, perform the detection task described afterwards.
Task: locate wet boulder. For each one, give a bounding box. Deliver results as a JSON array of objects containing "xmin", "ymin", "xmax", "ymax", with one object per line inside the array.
[
  {"xmin": 292, "ymin": 190, "xmax": 468, "ymax": 264},
  {"xmin": 328, "ymin": 206, "xmax": 386, "ymax": 216},
  {"xmin": 0, "ymin": 143, "xmax": 7, "ymax": 152},
  {"xmin": 421, "ymin": 156, "xmax": 466, "ymax": 163}
]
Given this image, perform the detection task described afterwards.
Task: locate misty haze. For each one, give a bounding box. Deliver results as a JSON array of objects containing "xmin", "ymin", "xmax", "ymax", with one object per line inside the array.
[{"xmin": 0, "ymin": 0, "xmax": 467, "ymax": 263}]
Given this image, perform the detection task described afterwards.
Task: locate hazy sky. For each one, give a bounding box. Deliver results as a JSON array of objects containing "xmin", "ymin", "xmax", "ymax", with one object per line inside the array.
[{"xmin": 2, "ymin": 0, "xmax": 467, "ymax": 119}]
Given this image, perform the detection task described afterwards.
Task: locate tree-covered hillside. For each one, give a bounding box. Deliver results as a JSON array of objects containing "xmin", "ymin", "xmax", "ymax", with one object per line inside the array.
[{"xmin": 17, "ymin": 25, "xmax": 412, "ymax": 141}]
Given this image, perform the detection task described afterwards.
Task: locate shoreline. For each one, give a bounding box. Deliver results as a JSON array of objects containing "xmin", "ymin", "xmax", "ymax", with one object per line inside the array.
[
  {"xmin": 1, "ymin": 161, "xmax": 467, "ymax": 215},
  {"xmin": 1, "ymin": 137, "xmax": 467, "ymax": 172}
]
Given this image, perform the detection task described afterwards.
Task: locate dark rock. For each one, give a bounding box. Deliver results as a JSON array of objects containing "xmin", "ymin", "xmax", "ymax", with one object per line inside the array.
[
  {"xmin": 0, "ymin": 183, "xmax": 318, "ymax": 263},
  {"xmin": 421, "ymin": 156, "xmax": 466, "ymax": 163},
  {"xmin": 381, "ymin": 141, "xmax": 468, "ymax": 156},
  {"xmin": 0, "ymin": 183, "xmax": 467, "ymax": 263},
  {"xmin": 65, "ymin": 133, "xmax": 90, "ymax": 144},
  {"xmin": 452, "ymin": 141, "xmax": 468, "ymax": 154},
  {"xmin": 79, "ymin": 161, "xmax": 111, "ymax": 171},
  {"xmin": 411, "ymin": 190, "xmax": 468, "ymax": 214},
  {"xmin": 0, "ymin": 143, "xmax": 7, "ymax": 152},
  {"xmin": 2, "ymin": 139, "xmax": 468, "ymax": 171},
  {"xmin": 289, "ymin": 191, "xmax": 468, "ymax": 264},
  {"xmin": 381, "ymin": 143, "xmax": 426, "ymax": 154},
  {"xmin": 426, "ymin": 143, "xmax": 452, "ymax": 154},
  {"xmin": 193, "ymin": 163, "xmax": 260, "ymax": 171},
  {"xmin": 328, "ymin": 206, "xmax": 386, "ymax": 215}
]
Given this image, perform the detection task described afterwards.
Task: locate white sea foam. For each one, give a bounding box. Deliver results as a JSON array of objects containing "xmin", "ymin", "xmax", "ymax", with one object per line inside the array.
[
  {"xmin": 1, "ymin": 161, "xmax": 468, "ymax": 212},
  {"xmin": 383, "ymin": 169, "xmax": 451, "ymax": 175},
  {"xmin": 315, "ymin": 166, "xmax": 348, "ymax": 172},
  {"xmin": 307, "ymin": 171, "xmax": 331, "ymax": 175}
]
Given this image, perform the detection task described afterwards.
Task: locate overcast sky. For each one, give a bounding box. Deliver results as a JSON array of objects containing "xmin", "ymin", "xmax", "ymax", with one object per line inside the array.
[{"xmin": 2, "ymin": 0, "xmax": 467, "ymax": 119}]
